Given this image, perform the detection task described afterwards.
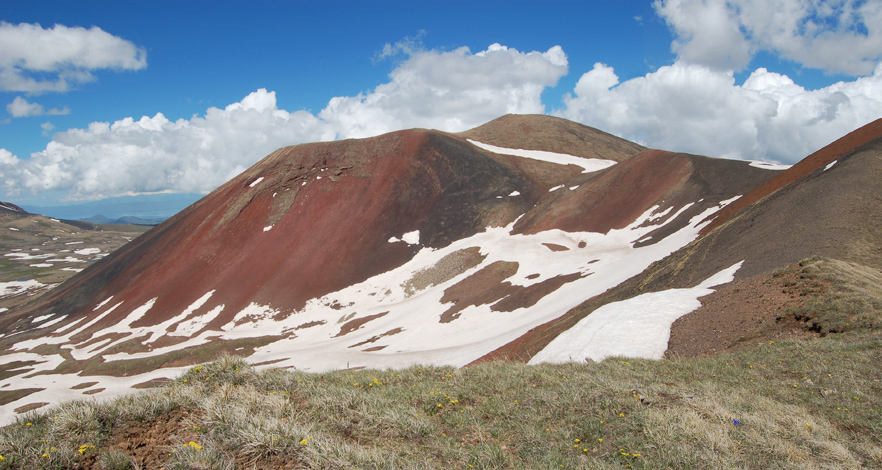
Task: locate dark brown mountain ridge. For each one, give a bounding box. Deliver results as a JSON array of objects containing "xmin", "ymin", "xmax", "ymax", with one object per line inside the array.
[{"xmin": 475, "ymin": 117, "xmax": 882, "ymax": 364}]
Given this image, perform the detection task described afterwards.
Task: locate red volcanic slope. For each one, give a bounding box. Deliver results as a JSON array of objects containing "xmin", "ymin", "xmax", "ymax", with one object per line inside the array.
[
  {"xmin": 473, "ymin": 118, "xmax": 882, "ymax": 366},
  {"xmin": 6, "ymin": 129, "xmax": 559, "ymax": 335},
  {"xmin": 0, "ymin": 114, "xmax": 798, "ymax": 420},
  {"xmin": 4, "ymin": 117, "xmax": 776, "ymax": 343}
]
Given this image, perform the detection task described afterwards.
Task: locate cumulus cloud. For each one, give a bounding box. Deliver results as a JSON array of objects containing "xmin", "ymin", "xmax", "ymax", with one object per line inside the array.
[
  {"xmin": 320, "ymin": 43, "xmax": 568, "ymax": 138},
  {"xmin": 558, "ymin": 60, "xmax": 882, "ymax": 163},
  {"xmin": 0, "ymin": 43, "xmax": 569, "ymax": 201},
  {"xmin": 0, "ymin": 22, "xmax": 146, "ymax": 93},
  {"xmin": 7, "ymin": 96, "xmax": 43, "ymax": 117},
  {"xmin": 654, "ymin": 0, "xmax": 882, "ymax": 75},
  {"xmin": 557, "ymin": 0, "xmax": 882, "ymax": 163},
  {"xmin": 6, "ymin": 96, "xmax": 70, "ymax": 117},
  {"xmin": 0, "ymin": 89, "xmax": 335, "ymax": 199}
]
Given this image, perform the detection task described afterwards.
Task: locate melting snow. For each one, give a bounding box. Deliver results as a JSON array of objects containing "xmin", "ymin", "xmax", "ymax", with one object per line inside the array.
[
  {"xmin": 824, "ymin": 160, "xmax": 837, "ymax": 171},
  {"xmin": 8, "ymin": 227, "xmax": 18, "ymax": 231},
  {"xmin": 47, "ymin": 257, "xmax": 85, "ymax": 263},
  {"xmin": 549, "ymin": 185, "xmax": 564, "ymax": 192},
  {"xmin": 468, "ymin": 139, "xmax": 617, "ymax": 173},
  {"xmin": 718, "ymin": 195, "xmax": 741, "ymax": 207},
  {"xmin": 37, "ymin": 315, "xmax": 67, "ymax": 329},
  {"xmin": 1, "ymin": 279, "xmax": 45, "ymax": 298},
  {"xmin": 249, "ymin": 177, "xmax": 264, "ymax": 187},
  {"xmin": 389, "ymin": 230, "xmax": 420, "ymax": 245},
  {"xmin": 5, "ymin": 252, "xmax": 54, "ymax": 260},
  {"xmin": 748, "ymin": 161, "xmax": 791, "ymax": 171},
  {"xmin": 74, "ymin": 248, "xmax": 101, "ymax": 255},
  {"xmin": 94, "ymin": 296, "xmax": 114, "ymax": 311},
  {"xmin": 0, "ymin": 197, "xmax": 734, "ymax": 423},
  {"xmin": 401, "ymin": 230, "xmax": 420, "ymax": 245},
  {"xmin": 509, "ymin": 191, "xmax": 521, "ymax": 197},
  {"xmin": 263, "ymin": 225, "xmax": 273, "ymax": 232},
  {"xmin": 529, "ymin": 261, "xmax": 743, "ymax": 364}
]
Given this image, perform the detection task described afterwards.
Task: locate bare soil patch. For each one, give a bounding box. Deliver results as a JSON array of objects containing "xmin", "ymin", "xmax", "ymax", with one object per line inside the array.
[
  {"xmin": 666, "ymin": 268, "xmax": 822, "ymax": 358},
  {"xmin": 78, "ymin": 408, "xmax": 200, "ymax": 470}
]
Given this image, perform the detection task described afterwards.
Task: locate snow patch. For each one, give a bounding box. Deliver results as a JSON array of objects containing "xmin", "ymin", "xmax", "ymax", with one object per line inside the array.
[
  {"xmin": 718, "ymin": 195, "xmax": 741, "ymax": 207},
  {"xmin": 389, "ymin": 230, "xmax": 420, "ymax": 245},
  {"xmin": 549, "ymin": 185, "xmax": 564, "ymax": 192},
  {"xmin": 824, "ymin": 160, "xmax": 837, "ymax": 171},
  {"xmin": 468, "ymin": 139, "xmax": 617, "ymax": 173},
  {"xmin": 94, "ymin": 296, "xmax": 114, "ymax": 311},
  {"xmin": 8, "ymin": 227, "xmax": 18, "ymax": 231},
  {"xmin": 263, "ymin": 225, "xmax": 273, "ymax": 232},
  {"xmin": 74, "ymin": 248, "xmax": 101, "ymax": 255},
  {"xmin": 47, "ymin": 257, "xmax": 85, "ymax": 263},
  {"xmin": 249, "ymin": 176, "xmax": 264, "ymax": 187},
  {"xmin": 5, "ymin": 252, "xmax": 54, "ymax": 260},
  {"xmin": 172, "ymin": 304, "xmax": 225, "ymax": 337},
  {"xmin": 529, "ymin": 261, "xmax": 744, "ymax": 364},
  {"xmin": 748, "ymin": 161, "xmax": 791, "ymax": 170},
  {"xmin": 1, "ymin": 279, "xmax": 45, "ymax": 297},
  {"xmin": 38, "ymin": 315, "xmax": 67, "ymax": 328}
]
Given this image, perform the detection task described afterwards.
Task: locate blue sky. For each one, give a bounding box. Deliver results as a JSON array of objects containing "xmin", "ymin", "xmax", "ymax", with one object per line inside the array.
[{"xmin": 1, "ymin": 0, "xmax": 881, "ymax": 217}]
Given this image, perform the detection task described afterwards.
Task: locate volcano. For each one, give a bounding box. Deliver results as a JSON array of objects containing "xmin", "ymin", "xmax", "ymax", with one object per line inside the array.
[{"xmin": 2, "ymin": 114, "xmax": 879, "ymax": 422}]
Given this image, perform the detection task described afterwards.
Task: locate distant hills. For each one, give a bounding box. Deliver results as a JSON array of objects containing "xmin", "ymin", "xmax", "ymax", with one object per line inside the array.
[
  {"xmin": 79, "ymin": 214, "xmax": 166, "ymax": 226},
  {"xmin": 20, "ymin": 192, "xmax": 201, "ymax": 222}
]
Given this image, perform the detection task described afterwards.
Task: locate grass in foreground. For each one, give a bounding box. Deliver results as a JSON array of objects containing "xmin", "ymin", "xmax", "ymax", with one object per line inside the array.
[{"xmin": 0, "ymin": 332, "xmax": 880, "ymax": 469}]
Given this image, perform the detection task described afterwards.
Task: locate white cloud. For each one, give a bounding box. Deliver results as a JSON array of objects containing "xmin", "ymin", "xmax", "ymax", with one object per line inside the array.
[
  {"xmin": 6, "ymin": 96, "xmax": 70, "ymax": 117},
  {"xmin": 0, "ymin": 22, "xmax": 146, "ymax": 93},
  {"xmin": 374, "ymin": 31, "xmax": 426, "ymax": 62},
  {"xmin": 41, "ymin": 121, "xmax": 55, "ymax": 137},
  {"xmin": 0, "ymin": 148, "xmax": 16, "ymax": 166},
  {"xmin": 319, "ymin": 43, "xmax": 568, "ymax": 139},
  {"xmin": 558, "ymin": 60, "xmax": 882, "ymax": 163},
  {"xmin": 558, "ymin": 1, "xmax": 882, "ymax": 163},
  {"xmin": 654, "ymin": 0, "xmax": 882, "ymax": 75},
  {"xmin": 7, "ymin": 96, "xmax": 43, "ymax": 117},
  {"xmin": 3, "ymin": 30, "xmax": 879, "ymax": 205},
  {"xmin": 0, "ymin": 43, "xmax": 568, "ymax": 201},
  {"xmin": 1, "ymin": 89, "xmax": 335, "ymax": 199}
]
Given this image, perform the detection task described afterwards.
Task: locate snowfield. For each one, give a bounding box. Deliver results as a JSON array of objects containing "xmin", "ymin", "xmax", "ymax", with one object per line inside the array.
[
  {"xmin": 468, "ymin": 140, "xmax": 618, "ymax": 173},
  {"xmin": 0, "ymin": 196, "xmax": 737, "ymax": 423}
]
